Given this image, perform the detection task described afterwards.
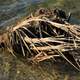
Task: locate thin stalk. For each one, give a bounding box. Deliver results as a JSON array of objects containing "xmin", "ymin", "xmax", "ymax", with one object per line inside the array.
[
  {"xmin": 22, "ymin": 27, "xmax": 37, "ymax": 38},
  {"xmin": 16, "ymin": 30, "xmax": 32, "ymax": 55},
  {"xmin": 19, "ymin": 29, "xmax": 40, "ymax": 54},
  {"xmin": 15, "ymin": 30, "xmax": 25, "ymax": 56},
  {"xmin": 57, "ymin": 50, "xmax": 80, "ymax": 71}
]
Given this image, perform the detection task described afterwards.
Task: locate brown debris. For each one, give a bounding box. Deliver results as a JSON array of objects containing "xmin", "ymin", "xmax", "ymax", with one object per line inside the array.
[{"xmin": 0, "ymin": 8, "xmax": 80, "ymax": 71}]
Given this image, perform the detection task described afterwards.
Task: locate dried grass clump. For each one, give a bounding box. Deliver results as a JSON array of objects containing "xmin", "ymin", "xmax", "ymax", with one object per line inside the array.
[{"xmin": 0, "ymin": 8, "xmax": 80, "ymax": 71}]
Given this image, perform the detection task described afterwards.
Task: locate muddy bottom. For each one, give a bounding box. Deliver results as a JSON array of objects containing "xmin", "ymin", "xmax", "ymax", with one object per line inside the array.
[{"xmin": 0, "ymin": 49, "xmax": 80, "ymax": 80}]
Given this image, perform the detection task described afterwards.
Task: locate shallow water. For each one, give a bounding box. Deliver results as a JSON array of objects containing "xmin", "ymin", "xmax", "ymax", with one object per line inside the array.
[
  {"xmin": 0, "ymin": 0, "xmax": 80, "ymax": 28},
  {"xmin": 0, "ymin": 0, "xmax": 80, "ymax": 80}
]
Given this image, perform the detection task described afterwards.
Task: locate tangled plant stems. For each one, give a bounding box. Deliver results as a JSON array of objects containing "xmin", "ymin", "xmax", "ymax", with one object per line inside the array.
[{"xmin": 0, "ymin": 8, "xmax": 80, "ymax": 71}]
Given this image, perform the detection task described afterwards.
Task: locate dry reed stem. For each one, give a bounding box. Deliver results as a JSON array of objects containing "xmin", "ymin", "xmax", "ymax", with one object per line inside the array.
[{"xmin": 0, "ymin": 11, "xmax": 80, "ymax": 71}]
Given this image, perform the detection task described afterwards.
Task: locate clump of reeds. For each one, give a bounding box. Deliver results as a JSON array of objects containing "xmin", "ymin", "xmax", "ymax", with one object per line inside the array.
[{"xmin": 0, "ymin": 8, "xmax": 80, "ymax": 71}]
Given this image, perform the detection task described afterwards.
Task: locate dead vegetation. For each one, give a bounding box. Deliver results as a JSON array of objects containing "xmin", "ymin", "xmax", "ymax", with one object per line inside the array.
[{"xmin": 0, "ymin": 8, "xmax": 80, "ymax": 71}]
